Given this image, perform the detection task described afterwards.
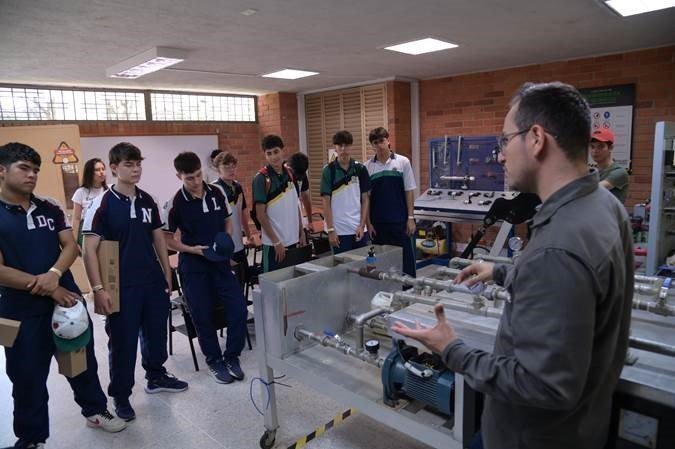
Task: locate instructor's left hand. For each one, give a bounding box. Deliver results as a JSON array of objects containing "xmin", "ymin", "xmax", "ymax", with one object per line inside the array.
[{"xmin": 391, "ymin": 304, "xmax": 458, "ymax": 354}]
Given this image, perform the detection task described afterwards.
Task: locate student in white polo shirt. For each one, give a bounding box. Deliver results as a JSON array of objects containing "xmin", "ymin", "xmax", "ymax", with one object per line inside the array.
[
  {"xmin": 252, "ymin": 135, "xmax": 305, "ymax": 272},
  {"xmin": 320, "ymin": 130, "xmax": 371, "ymax": 254},
  {"xmin": 365, "ymin": 127, "xmax": 417, "ymax": 276}
]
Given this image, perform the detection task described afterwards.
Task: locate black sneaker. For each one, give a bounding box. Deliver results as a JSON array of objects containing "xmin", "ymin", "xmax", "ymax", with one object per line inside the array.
[
  {"xmin": 113, "ymin": 397, "xmax": 136, "ymax": 422},
  {"xmin": 145, "ymin": 372, "xmax": 189, "ymax": 394},
  {"xmin": 8, "ymin": 442, "xmax": 45, "ymax": 449},
  {"xmin": 224, "ymin": 356, "xmax": 245, "ymax": 381},
  {"xmin": 208, "ymin": 360, "xmax": 234, "ymax": 384}
]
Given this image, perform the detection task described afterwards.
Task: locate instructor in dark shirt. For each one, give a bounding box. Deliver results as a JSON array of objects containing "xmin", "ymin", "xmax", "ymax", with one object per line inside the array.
[{"xmin": 394, "ymin": 82, "xmax": 634, "ymax": 449}]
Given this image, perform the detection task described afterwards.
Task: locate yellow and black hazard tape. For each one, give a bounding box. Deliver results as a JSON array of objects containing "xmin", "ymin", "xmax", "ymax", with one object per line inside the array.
[{"xmin": 286, "ymin": 408, "xmax": 357, "ymax": 449}]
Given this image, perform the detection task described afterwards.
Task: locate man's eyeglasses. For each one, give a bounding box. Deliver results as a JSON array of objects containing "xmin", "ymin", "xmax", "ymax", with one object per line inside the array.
[
  {"xmin": 497, "ymin": 127, "xmax": 558, "ymax": 153},
  {"xmin": 497, "ymin": 129, "xmax": 530, "ymax": 153}
]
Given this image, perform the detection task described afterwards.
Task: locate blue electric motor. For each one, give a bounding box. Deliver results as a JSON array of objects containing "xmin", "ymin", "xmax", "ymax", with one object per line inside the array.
[{"xmin": 382, "ymin": 341, "xmax": 455, "ymax": 417}]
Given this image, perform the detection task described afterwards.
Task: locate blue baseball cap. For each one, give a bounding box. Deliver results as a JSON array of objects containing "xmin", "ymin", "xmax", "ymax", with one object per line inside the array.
[{"xmin": 202, "ymin": 232, "xmax": 234, "ymax": 262}]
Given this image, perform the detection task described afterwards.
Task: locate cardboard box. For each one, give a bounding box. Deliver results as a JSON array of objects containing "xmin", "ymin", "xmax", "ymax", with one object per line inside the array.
[
  {"xmin": 0, "ymin": 317, "xmax": 21, "ymax": 347},
  {"xmin": 56, "ymin": 347, "xmax": 87, "ymax": 377},
  {"xmin": 97, "ymin": 240, "xmax": 120, "ymax": 313}
]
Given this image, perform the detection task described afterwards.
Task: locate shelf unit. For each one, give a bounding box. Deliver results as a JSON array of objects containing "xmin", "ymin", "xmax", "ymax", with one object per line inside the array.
[{"xmin": 646, "ymin": 121, "xmax": 675, "ymax": 274}]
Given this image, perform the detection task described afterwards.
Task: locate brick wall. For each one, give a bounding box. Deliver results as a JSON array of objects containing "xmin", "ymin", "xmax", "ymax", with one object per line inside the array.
[
  {"xmin": 257, "ymin": 92, "xmax": 299, "ymax": 153},
  {"xmin": 1, "ymin": 93, "xmax": 303, "ymax": 223},
  {"xmin": 386, "ymin": 80, "xmax": 412, "ymax": 160},
  {"xmin": 1, "ymin": 120, "xmax": 262, "ymax": 212},
  {"xmin": 419, "ymin": 45, "xmax": 675, "ymax": 245}
]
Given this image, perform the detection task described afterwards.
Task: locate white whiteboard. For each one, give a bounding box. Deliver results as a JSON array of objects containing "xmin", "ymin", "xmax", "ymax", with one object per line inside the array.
[{"xmin": 80, "ymin": 135, "xmax": 219, "ymax": 207}]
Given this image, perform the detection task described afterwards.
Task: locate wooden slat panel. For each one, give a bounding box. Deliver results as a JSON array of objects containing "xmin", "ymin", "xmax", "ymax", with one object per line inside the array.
[
  {"xmin": 304, "ymin": 83, "xmax": 386, "ymax": 210},
  {"xmin": 305, "ymin": 94, "xmax": 325, "ymax": 211},
  {"xmin": 341, "ymin": 88, "xmax": 363, "ymax": 159},
  {"xmin": 362, "ymin": 84, "xmax": 386, "ymax": 161},
  {"xmin": 322, "ymin": 92, "xmax": 341, "ymax": 151}
]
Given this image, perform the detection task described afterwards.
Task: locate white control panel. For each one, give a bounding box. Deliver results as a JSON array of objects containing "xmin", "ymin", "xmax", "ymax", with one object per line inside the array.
[{"xmin": 414, "ymin": 189, "xmax": 518, "ymax": 222}]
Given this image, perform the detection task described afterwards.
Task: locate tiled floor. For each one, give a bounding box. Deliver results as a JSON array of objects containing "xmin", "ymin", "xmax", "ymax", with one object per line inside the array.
[{"xmin": 0, "ymin": 301, "xmax": 431, "ymax": 449}]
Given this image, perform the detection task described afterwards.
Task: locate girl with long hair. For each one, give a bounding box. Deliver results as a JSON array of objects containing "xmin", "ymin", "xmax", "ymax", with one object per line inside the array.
[{"xmin": 72, "ymin": 158, "xmax": 108, "ymax": 246}]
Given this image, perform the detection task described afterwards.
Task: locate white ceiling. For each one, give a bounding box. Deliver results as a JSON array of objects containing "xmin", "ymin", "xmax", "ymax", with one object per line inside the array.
[{"xmin": 1, "ymin": 0, "xmax": 674, "ymax": 95}]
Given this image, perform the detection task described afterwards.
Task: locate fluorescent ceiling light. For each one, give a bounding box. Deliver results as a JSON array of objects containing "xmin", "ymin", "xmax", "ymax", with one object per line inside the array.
[
  {"xmin": 261, "ymin": 69, "xmax": 319, "ymax": 79},
  {"xmin": 106, "ymin": 47, "xmax": 186, "ymax": 79},
  {"xmin": 384, "ymin": 38, "xmax": 458, "ymax": 55},
  {"xmin": 604, "ymin": 0, "xmax": 675, "ymax": 16},
  {"xmin": 240, "ymin": 8, "xmax": 258, "ymax": 16}
]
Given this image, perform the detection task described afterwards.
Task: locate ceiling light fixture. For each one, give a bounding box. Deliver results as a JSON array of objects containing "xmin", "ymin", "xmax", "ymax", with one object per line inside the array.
[
  {"xmin": 240, "ymin": 8, "xmax": 258, "ymax": 16},
  {"xmin": 261, "ymin": 69, "xmax": 319, "ymax": 79},
  {"xmin": 384, "ymin": 38, "xmax": 458, "ymax": 55},
  {"xmin": 106, "ymin": 47, "xmax": 187, "ymax": 79},
  {"xmin": 604, "ymin": 0, "xmax": 675, "ymax": 16}
]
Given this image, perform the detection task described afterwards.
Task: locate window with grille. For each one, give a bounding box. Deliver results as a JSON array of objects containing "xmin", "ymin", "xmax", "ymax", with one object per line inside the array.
[
  {"xmin": 0, "ymin": 86, "xmax": 146, "ymax": 121},
  {"xmin": 151, "ymin": 92, "xmax": 256, "ymax": 122},
  {"xmin": 304, "ymin": 83, "xmax": 387, "ymax": 210}
]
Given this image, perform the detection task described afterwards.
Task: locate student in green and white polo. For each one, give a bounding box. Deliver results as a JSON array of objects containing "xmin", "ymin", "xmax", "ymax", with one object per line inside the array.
[
  {"xmin": 321, "ymin": 130, "xmax": 371, "ymax": 254},
  {"xmin": 252, "ymin": 134, "xmax": 306, "ymax": 272}
]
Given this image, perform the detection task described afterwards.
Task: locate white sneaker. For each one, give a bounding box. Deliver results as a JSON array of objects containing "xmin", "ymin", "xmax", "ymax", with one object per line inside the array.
[{"xmin": 86, "ymin": 409, "xmax": 128, "ymax": 433}]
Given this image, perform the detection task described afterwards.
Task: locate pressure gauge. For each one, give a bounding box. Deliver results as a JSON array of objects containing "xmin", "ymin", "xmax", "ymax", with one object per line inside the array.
[
  {"xmin": 508, "ymin": 236, "xmax": 523, "ymax": 252},
  {"xmin": 618, "ymin": 409, "xmax": 658, "ymax": 448},
  {"xmin": 365, "ymin": 339, "xmax": 380, "ymax": 355}
]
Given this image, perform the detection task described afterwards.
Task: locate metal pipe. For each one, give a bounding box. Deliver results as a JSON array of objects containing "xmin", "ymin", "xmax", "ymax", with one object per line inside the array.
[
  {"xmin": 393, "ymin": 291, "xmax": 503, "ymax": 319},
  {"xmin": 434, "ymin": 267, "xmax": 462, "ymax": 277},
  {"xmin": 476, "ymin": 255, "xmax": 514, "ymax": 264},
  {"xmin": 387, "ymin": 271, "xmax": 511, "ymax": 303},
  {"xmin": 440, "ymin": 175, "xmax": 476, "ymax": 182},
  {"xmin": 366, "ymin": 316, "xmax": 389, "ymax": 332},
  {"xmin": 392, "ymin": 295, "xmax": 675, "ymax": 358},
  {"xmin": 353, "ymin": 267, "xmax": 511, "ymax": 303},
  {"xmin": 294, "ymin": 327, "xmax": 385, "ymax": 368},
  {"xmin": 351, "ymin": 308, "xmax": 389, "ymax": 351},
  {"xmin": 449, "ymin": 257, "xmax": 475, "ymax": 268},
  {"xmin": 632, "ymin": 298, "xmax": 675, "ymax": 317},
  {"xmin": 634, "ymin": 283, "xmax": 660, "ymax": 296},
  {"xmin": 352, "ymin": 266, "xmax": 383, "ymax": 280},
  {"xmin": 450, "ymin": 256, "xmax": 514, "ymax": 268},
  {"xmin": 634, "ymin": 274, "xmax": 662, "ymax": 284},
  {"xmin": 629, "ymin": 336, "xmax": 675, "ymax": 358}
]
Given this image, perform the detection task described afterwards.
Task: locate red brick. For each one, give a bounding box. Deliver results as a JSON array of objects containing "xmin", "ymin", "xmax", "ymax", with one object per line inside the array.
[
  {"xmin": 418, "ymin": 45, "xmax": 675, "ymax": 190},
  {"xmin": 473, "ymin": 99, "xmax": 494, "ymax": 106},
  {"xmin": 485, "ymin": 91, "xmax": 505, "ymax": 98}
]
